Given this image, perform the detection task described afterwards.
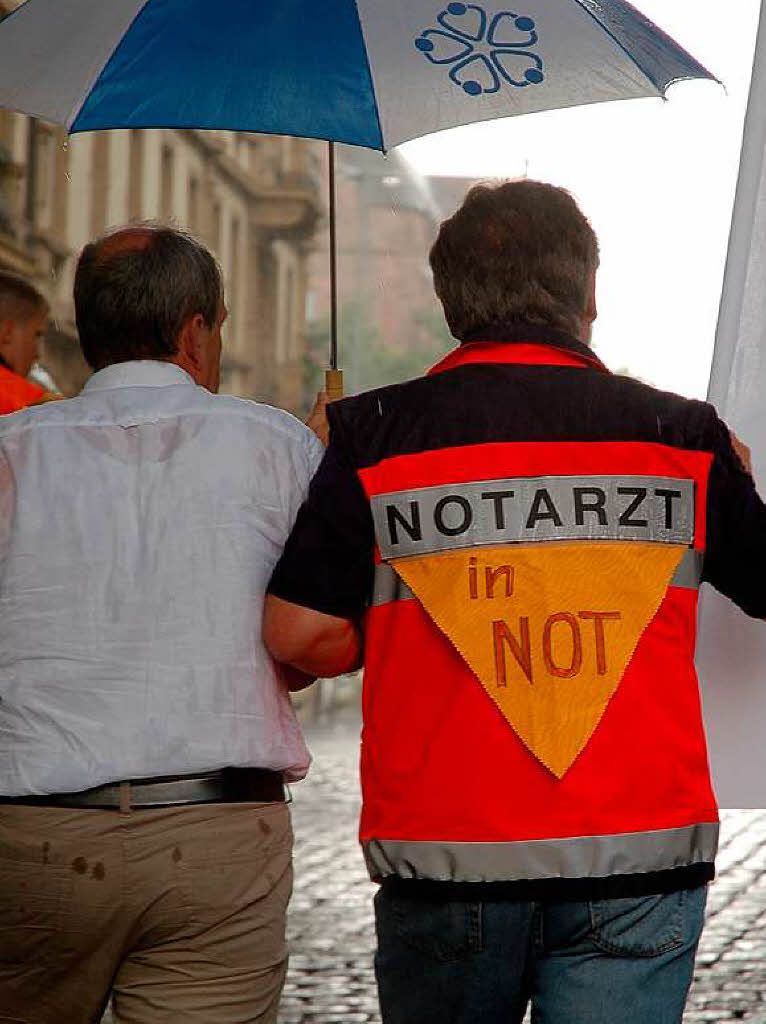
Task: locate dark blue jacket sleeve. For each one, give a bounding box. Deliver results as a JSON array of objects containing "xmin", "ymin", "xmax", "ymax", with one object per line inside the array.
[
  {"xmin": 701, "ymin": 410, "xmax": 766, "ymax": 618},
  {"xmin": 267, "ymin": 405, "xmax": 375, "ymax": 619}
]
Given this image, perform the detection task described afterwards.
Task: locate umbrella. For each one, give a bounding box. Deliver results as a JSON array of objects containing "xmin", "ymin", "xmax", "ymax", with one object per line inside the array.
[{"xmin": 0, "ymin": 0, "xmax": 716, "ymax": 397}]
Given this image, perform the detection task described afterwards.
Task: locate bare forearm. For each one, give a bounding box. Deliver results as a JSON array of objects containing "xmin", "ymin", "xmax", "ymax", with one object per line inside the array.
[
  {"xmin": 264, "ymin": 596, "xmax": 363, "ymax": 678},
  {"xmin": 287, "ymin": 621, "xmax": 361, "ymax": 677}
]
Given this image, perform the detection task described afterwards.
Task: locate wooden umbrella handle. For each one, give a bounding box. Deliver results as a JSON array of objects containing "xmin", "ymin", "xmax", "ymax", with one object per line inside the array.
[{"xmin": 325, "ymin": 368, "xmax": 344, "ymax": 402}]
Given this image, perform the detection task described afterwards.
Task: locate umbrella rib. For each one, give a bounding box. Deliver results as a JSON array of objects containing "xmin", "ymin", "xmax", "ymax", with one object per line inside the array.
[
  {"xmin": 351, "ymin": 1, "xmax": 386, "ymax": 153},
  {"xmin": 569, "ymin": 0, "xmax": 663, "ymax": 96}
]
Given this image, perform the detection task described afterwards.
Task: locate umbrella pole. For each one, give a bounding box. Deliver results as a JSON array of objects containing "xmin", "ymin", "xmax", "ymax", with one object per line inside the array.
[{"xmin": 325, "ymin": 141, "xmax": 344, "ymax": 400}]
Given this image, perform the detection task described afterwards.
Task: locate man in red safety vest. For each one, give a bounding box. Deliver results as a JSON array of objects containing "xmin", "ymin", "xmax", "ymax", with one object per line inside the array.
[
  {"xmin": 0, "ymin": 271, "xmax": 56, "ymax": 414},
  {"xmin": 263, "ymin": 180, "xmax": 766, "ymax": 1024}
]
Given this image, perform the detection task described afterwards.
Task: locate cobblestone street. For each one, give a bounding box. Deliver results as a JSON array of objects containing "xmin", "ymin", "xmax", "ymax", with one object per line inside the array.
[{"xmin": 280, "ymin": 711, "xmax": 766, "ymax": 1023}]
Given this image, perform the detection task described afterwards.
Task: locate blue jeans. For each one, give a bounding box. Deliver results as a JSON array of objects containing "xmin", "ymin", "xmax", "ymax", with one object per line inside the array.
[{"xmin": 374, "ymin": 884, "xmax": 707, "ymax": 1024}]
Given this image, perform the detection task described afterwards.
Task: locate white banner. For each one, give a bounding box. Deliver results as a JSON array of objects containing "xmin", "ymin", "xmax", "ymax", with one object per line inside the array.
[{"xmin": 698, "ymin": 3, "xmax": 766, "ymax": 807}]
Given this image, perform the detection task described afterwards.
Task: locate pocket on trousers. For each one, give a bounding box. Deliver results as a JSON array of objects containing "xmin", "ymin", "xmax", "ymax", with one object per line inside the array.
[
  {"xmin": 0, "ymin": 860, "xmax": 73, "ymax": 963},
  {"xmin": 589, "ymin": 890, "xmax": 689, "ymax": 957},
  {"xmin": 374, "ymin": 888, "xmax": 483, "ymax": 963},
  {"xmin": 184, "ymin": 810, "xmax": 293, "ymax": 927}
]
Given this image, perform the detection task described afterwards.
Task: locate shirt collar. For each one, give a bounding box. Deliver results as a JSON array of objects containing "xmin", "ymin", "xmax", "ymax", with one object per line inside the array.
[
  {"xmin": 429, "ymin": 323, "xmax": 609, "ymax": 376},
  {"xmin": 82, "ymin": 360, "xmax": 196, "ymax": 393}
]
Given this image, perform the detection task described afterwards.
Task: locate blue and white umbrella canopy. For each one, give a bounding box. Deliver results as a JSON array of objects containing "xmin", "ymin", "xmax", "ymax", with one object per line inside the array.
[{"xmin": 0, "ymin": 0, "xmax": 715, "ymax": 149}]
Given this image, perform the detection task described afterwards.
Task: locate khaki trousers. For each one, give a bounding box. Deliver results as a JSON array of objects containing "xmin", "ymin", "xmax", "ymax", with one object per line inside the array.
[{"xmin": 0, "ymin": 800, "xmax": 293, "ymax": 1024}]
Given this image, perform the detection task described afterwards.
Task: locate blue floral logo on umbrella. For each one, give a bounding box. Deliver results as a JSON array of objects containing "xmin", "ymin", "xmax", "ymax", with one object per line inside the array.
[{"xmin": 415, "ymin": 3, "xmax": 544, "ymax": 96}]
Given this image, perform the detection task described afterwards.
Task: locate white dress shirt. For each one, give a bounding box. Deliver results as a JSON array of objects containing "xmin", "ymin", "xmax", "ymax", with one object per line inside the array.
[{"xmin": 0, "ymin": 361, "xmax": 323, "ymax": 795}]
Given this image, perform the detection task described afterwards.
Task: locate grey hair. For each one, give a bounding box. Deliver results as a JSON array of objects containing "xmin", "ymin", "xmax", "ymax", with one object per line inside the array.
[{"xmin": 74, "ymin": 223, "xmax": 223, "ymax": 370}]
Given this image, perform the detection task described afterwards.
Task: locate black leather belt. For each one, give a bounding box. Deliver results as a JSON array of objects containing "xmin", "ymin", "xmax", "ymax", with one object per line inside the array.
[{"xmin": 0, "ymin": 767, "xmax": 285, "ymax": 810}]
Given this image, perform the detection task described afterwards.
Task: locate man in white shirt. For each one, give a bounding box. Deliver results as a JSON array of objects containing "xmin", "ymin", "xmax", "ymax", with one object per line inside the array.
[{"xmin": 0, "ymin": 225, "xmax": 323, "ymax": 1024}]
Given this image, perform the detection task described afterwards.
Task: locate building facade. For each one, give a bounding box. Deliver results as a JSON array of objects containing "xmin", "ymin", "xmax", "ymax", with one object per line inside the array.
[{"xmin": 306, "ymin": 145, "xmax": 480, "ymax": 394}]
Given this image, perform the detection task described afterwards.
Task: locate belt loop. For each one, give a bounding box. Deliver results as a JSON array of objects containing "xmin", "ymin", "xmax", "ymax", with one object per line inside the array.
[
  {"xmin": 119, "ymin": 782, "xmax": 131, "ymax": 812},
  {"xmin": 533, "ymin": 902, "xmax": 544, "ymax": 953}
]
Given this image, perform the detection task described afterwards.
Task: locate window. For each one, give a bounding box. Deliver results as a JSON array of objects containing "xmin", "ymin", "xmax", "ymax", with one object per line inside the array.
[
  {"xmin": 211, "ymin": 200, "xmax": 222, "ymax": 254},
  {"xmin": 285, "ymin": 264, "xmax": 296, "ymax": 359},
  {"xmin": 160, "ymin": 144, "xmax": 174, "ymax": 220},
  {"xmin": 188, "ymin": 175, "xmax": 199, "ymax": 234},
  {"xmin": 90, "ymin": 133, "xmax": 109, "ymax": 236},
  {"xmin": 228, "ymin": 215, "xmax": 241, "ymax": 350},
  {"xmin": 128, "ymin": 130, "xmax": 144, "ymax": 221}
]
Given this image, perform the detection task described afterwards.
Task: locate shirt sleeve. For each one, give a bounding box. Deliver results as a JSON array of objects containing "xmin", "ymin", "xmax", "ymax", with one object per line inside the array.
[
  {"xmin": 271, "ymin": 417, "xmax": 325, "ymax": 531},
  {"xmin": 701, "ymin": 411, "xmax": 766, "ymax": 618},
  {"xmin": 268, "ymin": 409, "xmax": 375, "ymax": 619}
]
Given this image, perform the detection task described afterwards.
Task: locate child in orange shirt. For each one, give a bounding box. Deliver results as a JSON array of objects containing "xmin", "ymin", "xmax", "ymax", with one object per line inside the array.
[{"xmin": 0, "ymin": 271, "xmax": 55, "ymax": 413}]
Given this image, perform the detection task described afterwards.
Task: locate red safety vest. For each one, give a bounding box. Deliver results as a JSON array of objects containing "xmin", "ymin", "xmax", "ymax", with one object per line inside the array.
[{"xmin": 357, "ymin": 341, "xmax": 718, "ymax": 896}]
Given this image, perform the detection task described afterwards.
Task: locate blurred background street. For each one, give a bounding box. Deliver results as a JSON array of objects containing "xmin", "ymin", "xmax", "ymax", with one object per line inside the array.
[{"xmin": 279, "ymin": 701, "xmax": 766, "ymax": 1024}]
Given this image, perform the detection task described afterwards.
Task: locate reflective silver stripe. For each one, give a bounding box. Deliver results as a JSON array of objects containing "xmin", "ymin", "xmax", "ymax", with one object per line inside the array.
[
  {"xmin": 363, "ymin": 822, "xmax": 719, "ymax": 883},
  {"xmin": 371, "ymin": 475, "xmax": 695, "ymax": 560},
  {"xmin": 371, "ymin": 547, "xmax": 704, "ymax": 608},
  {"xmin": 372, "ymin": 563, "xmax": 415, "ymax": 606},
  {"xmin": 670, "ymin": 549, "xmax": 704, "ymax": 590}
]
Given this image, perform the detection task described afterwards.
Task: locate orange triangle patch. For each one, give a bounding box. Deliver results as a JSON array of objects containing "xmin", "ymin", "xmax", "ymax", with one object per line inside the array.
[{"xmin": 391, "ymin": 542, "xmax": 685, "ymax": 778}]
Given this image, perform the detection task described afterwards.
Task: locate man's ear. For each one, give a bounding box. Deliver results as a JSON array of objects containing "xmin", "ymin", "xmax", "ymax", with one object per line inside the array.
[
  {"xmin": 584, "ymin": 270, "xmax": 598, "ymax": 325},
  {"xmin": 175, "ymin": 313, "xmax": 207, "ymax": 376}
]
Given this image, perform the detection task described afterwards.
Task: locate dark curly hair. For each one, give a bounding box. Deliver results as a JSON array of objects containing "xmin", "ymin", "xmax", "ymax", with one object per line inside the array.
[{"xmin": 429, "ymin": 179, "xmax": 599, "ymax": 341}]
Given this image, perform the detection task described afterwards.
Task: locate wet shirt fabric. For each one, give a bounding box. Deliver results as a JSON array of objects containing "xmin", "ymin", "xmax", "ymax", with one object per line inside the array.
[
  {"xmin": 0, "ymin": 361, "xmax": 323, "ymax": 796},
  {"xmin": 269, "ymin": 326, "xmax": 766, "ymax": 900}
]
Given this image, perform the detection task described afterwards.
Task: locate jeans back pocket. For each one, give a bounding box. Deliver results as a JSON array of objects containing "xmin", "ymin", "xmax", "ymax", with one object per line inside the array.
[
  {"xmin": 375, "ymin": 889, "xmax": 483, "ymax": 963},
  {"xmin": 589, "ymin": 890, "xmax": 687, "ymax": 957}
]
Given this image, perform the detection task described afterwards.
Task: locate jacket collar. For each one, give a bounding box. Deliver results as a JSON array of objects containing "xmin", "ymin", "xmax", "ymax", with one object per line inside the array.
[
  {"xmin": 82, "ymin": 360, "xmax": 196, "ymax": 393},
  {"xmin": 429, "ymin": 323, "xmax": 609, "ymax": 376}
]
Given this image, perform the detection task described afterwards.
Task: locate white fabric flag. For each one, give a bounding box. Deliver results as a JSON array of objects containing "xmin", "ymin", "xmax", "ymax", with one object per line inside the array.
[{"xmin": 698, "ymin": 3, "xmax": 766, "ymax": 807}]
